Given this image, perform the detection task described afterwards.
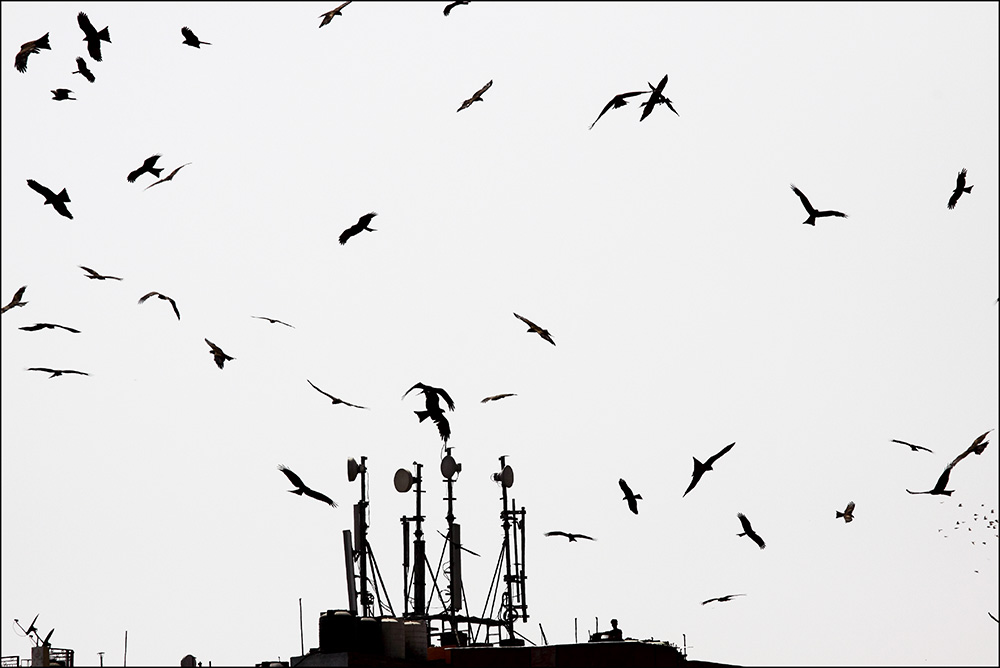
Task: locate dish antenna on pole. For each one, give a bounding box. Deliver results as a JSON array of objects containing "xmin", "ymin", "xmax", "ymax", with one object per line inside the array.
[
  {"xmin": 441, "ymin": 454, "xmax": 460, "ymax": 480},
  {"xmin": 347, "ymin": 457, "xmax": 362, "ymax": 482},
  {"xmin": 493, "ymin": 464, "xmax": 514, "ymax": 488},
  {"xmin": 394, "ymin": 468, "xmax": 414, "ymax": 493}
]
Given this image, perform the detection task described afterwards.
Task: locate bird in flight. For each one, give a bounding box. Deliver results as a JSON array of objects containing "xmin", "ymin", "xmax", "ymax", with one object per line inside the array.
[
  {"xmin": 318, "ymin": 1, "xmax": 352, "ymax": 27},
  {"xmin": 639, "ymin": 73, "xmax": 678, "ymax": 121},
  {"xmin": 138, "ymin": 291, "xmax": 180, "ymax": 320},
  {"xmin": 181, "ymin": 27, "xmax": 211, "ymax": 48},
  {"xmin": 481, "ymin": 393, "xmax": 517, "ymax": 403},
  {"xmin": 444, "ymin": 1, "xmax": 470, "ymax": 16},
  {"xmin": 19, "ymin": 323, "xmax": 80, "ymax": 334},
  {"xmin": 544, "ymin": 531, "xmax": 595, "ymax": 542},
  {"xmin": 77, "ymin": 12, "xmax": 111, "ymax": 62},
  {"xmin": 836, "ymin": 501, "xmax": 856, "ymax": 523},
  {"xmin": 80, "ymin": 266, "xmax": 122, "ymax": 281},
  {"xmin": 307, "ymin": 379, "xmax": 368, "ymax": 410},
  {"xmin": 339, "ymin": 212, "xmax": 378, "ymax": 245},
  {"xmin": 683, "ymin": 441, "xmax": 736, "ymax": 497},
  {"xmin": 891, "ymin": 438, "xmax": 932, "ymax": 454},
  {"xmin": 403, "ymin": 382, "xmax": 455, "ymax": 444},
  {"xmin": 15, "ymin": 32, "xmax": 50, "ymax": 73},
  {"xmin": 2, "ymin": 286, "xmax": 28, "ymax": 314},
  {"xmin": 127, "ymin": 155, "xmax": 163, "ymax": 183},
  {"xmin": 947, "ymin": 168, "xmax": 973, "ymax": 210},
  {"xmin": 72, "ymin": 57, "xmax": 95, "ymax": 83},
  {"xmin": 589, "ymin": 91, "xmax": 646, "ymax": 130},
  {"xmin": 144, "ymin": 163, "xmax": 192, "ymax": 191},
  {"xmin": 619, "ymin": 478, "xmax": 642, "ymax": 515},
  {"xmin": 736, "ymin": 513, "xmax": 766, "ymax": 549},
  {"xmin": 457, "ymin": 80, "xmax": 492, "ymax": 112},
  {"xmin": 27, "ymin": 180, "xmax": 73, "ymax": 219},
  {"xmin": 513, "ymin": 312, "xmax": 555, "ymax": 346},
  {"xmin": 907, "ymin": 431, "xmax": 991, "ymax": 496},
  {"xmin": 278, "ymin": 465, "xmax": 337, "ymax": 507},
  {"xmin": 205, "ymin": 339, "xmax": 234, "ymax": 369},
  {"xmin": 252, "ymin": 315, "xmax": 294, "ymax": 328},
  {"xmin": 701, "ymin": 594, "xmax": 746, "ymax": 605},
  {"xmin": 28, "ymin": 367, "xmax": 89, "ymax": 378},
  {"xmin": 790, "ymin": 184, "xmax": 847, "ymax": 226},
  {"xmin": 51, "ymin": 88, "xmax": 76, "ymax": 101}
]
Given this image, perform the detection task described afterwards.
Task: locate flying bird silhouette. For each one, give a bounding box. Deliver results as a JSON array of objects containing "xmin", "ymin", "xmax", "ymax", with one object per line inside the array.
[
  {"xmin": 26, "ymin": 180, "xmax": 73, "ymax": 219},
  {"xmin": 127, "ymin": 154, "xmax": 163, "ymax": 183},
  {"xmin": 2, "ymin": 286, "xmax": 28, "ymax": 314},
  {"xmin": 51, "ymin": 88, "xmax": 76, "ymax": 101},
  {"xmin": 19, "ymin": 323, "xmax": 80, "ymax": 333},
  {"xmin": 639, "ymin": 73, "xmax": 677, "ymax": 121},
  {"xmin": 737, "ymin": 513, "xmax": 766, "ymax": 549},
  {"xmin": 836, "ymin": 501, "xmax": 855, "ymax": 523},
  {"xmin": 144, "ymin": 163, "xmax": 192, "ymax": 191},
  {"xmin": 278, "ymin": 465, "xmax": 337, "ymax": 507},
  {"xmin": 138, "ymin": 291, "xmax": 180, "ymax": 320},
  {"xmin": 701, "ymin": 594, "xmax": 746, "ymax": 605},
  {"xmin": 403, "ymin": 382, "xmax": 455, "ymax": 444},
  {"xmin": 15, "ymin": 33, "xmax": 50, "ymax": 73},
  {"xmin": 790, "ymin": 184, "xmax": 847, "ymax": 226},
  {"xmin": 544, "ymin": 531, "xmax": 595, "ymax": 542},
  {"xmin": 77, "ymin": 12, "xmax": 110, "ymax": 62},
  {"xmin": 990, "ymin": 611, "xmax": 999, "ymax": 624},
  {"xmin": 339, "ymin": 212, "xmax": 378, "ymax": 245},
  {"xmin": 252, "ymin": 315, "xmax": 294, "ymax": 328},
  {"xmin": 619, "ymin": 478, "xmax": 642, "ymax": 515},
  {"xmin": 181, "ymin": 27, "xmax": 211, "ymax": 48},
  {"xmin": 318, "ymin": 1, "xmax": 352, "ymax": 27},
  {"xmin": 457, "ymin": 80, "xmax": 492, "ymax": 112},
  {"xmin": 443, "ymin": 1, "xmax": 470, "ymax": 16},
  {"xmin": 683, "ymin": 441, "xmax": 736, "ymax": 497},
  {"xmin": 513, "ymin": 312, "xmax": 555, "ymax": 346},
  {"xmin": 205, "ymin": 339, "xmax": 234, "ymax": 369},
  {"xmin": 590, "ymin": 91, "xmax": 645, "ymax": 130},
  {"xmin": 891, "ymin": 438, "xmax": 932, "ymax": 454},
  {"xmin": 307, "ymin": 379, "xmax": 368, "ymax": 409},
  {"xmin": 72, "ymin": 57, "xmax": 95, "ymax": 82},
  {"xmin": 947, "ymin": 168, "xmax": 973, "ymax": 210},
  {"xmin": 481, "ymin": 393, "xmax": 517, "ymax": 403},
  {"xmin": 28, "ymin": 367, "xmax": 88, "ymax": 378},
  {"xmin": 907, "ymin": 431, "xmax": 991, "ymax": 496},
  {"xmin": 949, "ymin": 430, "xmax": 991, "ymax": 467},
  {"xmin": 80, "ymin": 266, "xmax": 122, "ymax": 281}
]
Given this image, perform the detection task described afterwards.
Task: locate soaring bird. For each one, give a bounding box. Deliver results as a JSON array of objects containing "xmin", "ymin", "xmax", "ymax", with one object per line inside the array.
[
  {"xmin": 907, "ymin": 465, "xmax": 955, "ymax": 496},
  {"xmin": 589, "ymin": 91, "xmax": 646, "ymax": 130},
  {"xmin": 205, "ymin": 339, "xmax": 234, "ymax": 369},
  {"xmin": 481, "ymin": 393, "xmax": 517, "ymax": 403},
  {"xmin": 513, "ymin": 312, "xmax": 555, "ymax": 346},
  {"xmin": 318, "ymin": 1, "xmax": 352, "ymax": 27},
  {"xmin": 947, "ymin": 168, "xmax": 973, "ymax": 210},
  {"xmin": 683, "ymin": 441, "xmax": 736, "ymax": 497},
  {"xmin": 444, "ymin": 1, "xmax": 470, "ymax": 16},
  {"xmin": 736, "ymin": 513, "xmax": 766, "ymax": 549},
  {"xmin": 72, "ymin": 57, "xmax": 95, "ymax": 83},
  {"xmin": 77, "ymin": 12, "xmax": 111, "ymax": 62},
  {"xmin": 15, "ymin": 33, "xmax": 50, "ymax": 73},
  {"xmin": 403, "ymin": 382, "xmax": 455, "ymax": 444},
  {"xmin": 639, "ymin": 73, "xmax": 676, "ymax": 121},
  {"xmin": 836, "ymin": 501, "xmax": 856, "ymax": 523},
  {"xmin": 544, "ymin": 531, "xmax": 595, "ymax": 542},
  {"xmin": 701, "ymin": 594, "xmax": 746, "ymax": 605},
  {"xmin": 26, "ymin": 180, "xmax": 73, "ymax": 219},
  {"xmin": 138, "ymin": 291, "xmax": 180, "ymax": 320},
  {"xmin": 891, "ymin": 438, "xmax": 932, "ymax": 454},
  {"xmin": 950, "ymin": 430, "xmax": 991, "ymax": 467},
  {"xmin": 790, "ymin": 184, "xmax": 847, "ymax": 226},
  {"xmin": 80, "ymin": 266, "xmax": 122, "ymax": 281},
  {"xmin": 51, "ymin": 88, "xmax": 76, "ymax": 101},
  {"xmin": 181, "ymin": 27, "xmax": 211, "ymax": 48},
  {"xmin": 619, "ymin": 478, "xmax": 642, "ymax": 515},
  {"xmin": 278, "ymin": 465, "xmax": 337, "ymax": 507},
  {"xmin": 144, "ymin": 163, "xmax": 192, "ymax": 191},
  {"xmin": 457, "ymin": 80, "xmax": 492, "ymax": 112},
  {"xmin": 127, "ymin": 154, "xmax": 163, "ymax": 183},
  {"xmin": 252, "ymin": 315, "xmax": 294, "ymax": 328},
  {"xmin": 307, "ymin": 379, "xmax": 368, "ymax": 409},
  {"xmin": 19, "ymin": 323, "xmax": 80, "ymax": 333},
  {"xmin": 339, "ymin": 212, "xmax": 378, "ymax": 245},
  {"xmin": 28, "ymin": 367, "xmax": 89, "ymax": 378},
  {"xmin": 907, "ymin": 431, "xmax": 991, "ymax": 496},
  {"xmin": 2, "ymin": 286, "xmax": 28, "ymax": 314}
]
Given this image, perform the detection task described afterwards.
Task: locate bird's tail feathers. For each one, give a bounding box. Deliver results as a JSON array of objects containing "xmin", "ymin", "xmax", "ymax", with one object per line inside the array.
[
  {"xmin": 98, "ymin": 27, "xmax": 111, "ymax": 43},
  {"xmin": 836, "ymin": 511, "xmax": 844, "ymax": 518},
  {"xmin": 149, "ymin": 167, "xmax": 163, "ymax": 178},
  {"xmin": 634, "ymin": 494, "xmax": 643, "ymax": 500},
  {"xmin": 415, "ymin": 410, "xmax": 430, "ymax": 422},
  {"xmin": 287, "ymin": 489, "xmax": 304, "ymax": 496},
  {"xmin": 57, "ymin": 188, "xmax": 70, "ymax": 203},
  {"xmin": 964, "ymin": 185, "xmax": 973, "ymax": 194}
]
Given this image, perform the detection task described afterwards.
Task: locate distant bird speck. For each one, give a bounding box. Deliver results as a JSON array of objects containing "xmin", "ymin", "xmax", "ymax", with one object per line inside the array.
[
  {"xmin": 836, "ymin": 501, "xmax": 855, "ymax": 523},
  {"xmin": 457, "ymin": 80, "xmax": 492, "ymax": 112},
  {"xmin": 19, "ymin": 323, "xmax": 80, "ymax": 334},
  {"xmin": 619, "ymin": 478, "xmax": 642, "ymax": 515},
  {"xmin": 790, "ymin": 184, "xmax": 847, "ymax": 226},
  {"xmin": 947, "ymin": 168, "xmax": 973, "ymax": 210},
  {"xmin": 737, "ymin": 513, "xmax": 766, "ymax": 549},
  {"xmin": 51, "ymin": 88, "xmax": 75, "ymax": 101},
  {"xmin": 127, "ymin": 154, "xmax": 163, "ymax": 183},
  {"xmin": 513, "ymin": 312, "xmax": 555, "ymax": 346},
  {"xmin": 181, "ymin": 27, "xmax": 211, "ymax": 48},
  {"xmin": 544, "ymin": 531, "xmax": 595, "ymax": 542},
  {"xmin": 138, "ymin": 291, "xmax": 180, "ymax": 320},
  {"xmin": 307, "ymin": 379, "xmax": 368, "ymax": 410},
  {"xmin": 205, "ymin": 339, "xmax": 234, "ymax": 369},
  {"xmin": 26, "ymin": 180, "xmax": 73, "ymax": 219},
  {"xmin": 683, "ymin": 441, "xmax": 736, "ymax": 497},
  {"xmin": 144, "ymin": 163, "xmax": 192, "ymax": 191},
  {"xmin": 590, "ymin": 91, "xmax": 645, "ymax": 130},
  {"xmin": 701, "ymin": 594, "xmax": 746, "ymax": 605},
  {"xmin": 77, "ymin": 12, "xmax": 110, "ymax": 62},
  {"xmin": 278, "ymin": 465, "xmax": 337, "ymax": 507},
  {"xmin": 443, "ymin": 1, "xmax": 470, "ymax": 17},
  {"xmin": 639, "ymin": 73, "xmax": 678, "ymax": 121},
  {"xmin": 72, "ymin": 57, "xmax": 95, "ymax": 83},
  {"xmin": 28, "ymin": 367, "xmax": 88, "ymax": 378},
  {"xmin": 339, "ymin": 212, "xmax": 378, "ymax": 245},
  {"xmin": 252, "ymin": 315, "xmax": 294, "ymax": 328},
  {"xmin": 80, "ymin": 266, "xmax": 122, "ymax": 281},
  {"xmin": 891, "ymin": 438, "xmax": 933, "ymax": 454},
  {"xmin": 2, "ymin": 286, "xmax": 28, "ymax": 314},
  {"xmin": 319, "ymin": 1, "xmax": 352, "ymax": 27},
  {"xmin": 481, "ymin": 393, "xmax": 517, "ymax": 403},
  {"xmin": 15, "ymin": 33, "xmax": 50, "ymax": 73}
]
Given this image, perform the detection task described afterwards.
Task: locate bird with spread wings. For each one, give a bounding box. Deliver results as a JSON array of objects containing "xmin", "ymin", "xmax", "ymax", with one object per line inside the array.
[
  {"xmin": 403, "ymin": 382, "xmax": 455, "ymax": 444},
  {"xmin": 77, "ymin": 12, "xmax": 110, "ymax": 62},
  {"xmin": 737, "ymin": 513, "xmax": 766, "ymax": 549},
  {"xmin": 252, "ymin": 315, "xmax": 294, "ymax": 328},
  {"xmin": 73, "ymin": 57, "xmax": 95, "ymax": 83},
  {"xmin": 790, "ymin": 184, "xmax": 847, "ymax": 226},
  {"xmin": 836, "ymin": 501, "xmax": 856, "ymax": 523},
  {"xmin": 513, "ymin": 312, "xmax": 555, "ymax": 346},
  {"xmin": 27, "ymin": 180, "xmax": 73, "ymax": 219},
  {"xmin": 15, "ymin": 33, "xmax": 50, "ymax": 73},
  {"xmin": 590, "ymin": 90, "xmax": 646, "ymax": 130},
  {"xmin": 127, "ymin": 155, "xmax": 163, "ymax": 183},
  {"xmin": 339, "ymin": 212, "xmax": 378, "ymax": 245},
  {"xmin": 457, "ymin": 80, "xmax": 492, "ymax": 112},
  {"xmin": 205, "ymin": 339, "xmax": 234, "ymax": 369},
  {"xmin": 80, "ymin": 266, "xmax": 122, "ymax": 281},
  {"xmin": 544, "ymin": 531, "xmax": 595, "ymax": 542},
  {"xmin": 307, "ymin": 379, "xmax": 368, "ymax": 410},
  {"xmin": 19, "ymin": 323, "xmax": 80, "ymax": 334},
  {"xmin": 181, "ymin": 27, "xmax": 211, "ymax": 48},
  {"xmin": 907, "ymin": 430, "xmax": 991, "ymax": 496},
  {"xmin": 144, "ymin": 163, "xmax": 192, "ymax": 191},
  {"xmin": 28, "ymin": 367, "xmax": 89, "ymax": 378},
  {"xmin": 319, "ymin": 2, "xmax": 352, "ymax": 28},
  {"xmin": 278, "ymin": 465, "xmax": 337, "ymax": 507},
  {"xmin": 683, "ymin": 441, "xmax": 736, "ymax": 497},
  {"xmin": 947, "ymin": 168, "xmax": 973, "ymax": 210},
  {"xmin": 619, "ymin": 478, "xmax": 642, "ymax": 515},
  {"xmin": 702, "ymin": 594, "xmax": 746, "ymax": 605},
  {"xmin": 138, "ymin": 291, "xmax": 181, "ymax": 320},
  {"xmin": 891, "ymin": 438, "xmax": 932, "ymax": 454},
  {"xmin": 2, "ymin": 286, "xmax": 28, "ymax": 314}
]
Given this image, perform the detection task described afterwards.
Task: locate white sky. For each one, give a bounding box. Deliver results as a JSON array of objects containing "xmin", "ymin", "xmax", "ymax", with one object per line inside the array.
[{"xmin": 2, "ymin": 2, "xmax": 998, "ymax": 666}]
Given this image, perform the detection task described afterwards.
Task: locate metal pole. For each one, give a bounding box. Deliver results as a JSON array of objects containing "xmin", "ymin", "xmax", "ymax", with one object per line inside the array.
[
  {"xmin": 414, "ymin": 462, "xmax": 425, "ymax": 616},
  {"xmin": 359, "ymin": 456, "xmax": 370, "ymax": 617},
  {"xmin": 500, "ymin": 456, "xmax": 515, "ymax": 640},
  {"xmin": 123, "ymin": 630, "xmax": 128, "ymax": 668},
  {"xmin": 98, "ymin": 651, "xmax": 104, "ymax": 667},
  {"xmin": 299, "ymin": 597, "xmax": 304, "ymax": 656}
]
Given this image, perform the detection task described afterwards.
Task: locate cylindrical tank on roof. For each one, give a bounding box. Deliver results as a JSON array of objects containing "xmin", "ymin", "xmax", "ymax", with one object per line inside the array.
[
  {"xmin": 404, "ymin": 619, "xmax": 428, "ymax": 661},
  {"xmin": 318, "ymin": 610, "xmax": 356, "ymax": 653},
  {"xmin": 357, "ymin": 616, "xmax": 381, "ymax": 654},
  {"xmin": 380, "ymin": 617, "xmax": 405, "ymax": 659}
]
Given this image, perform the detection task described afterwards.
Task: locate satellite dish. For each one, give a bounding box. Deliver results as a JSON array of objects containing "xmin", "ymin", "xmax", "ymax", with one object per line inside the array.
[
  {"xmin": 394, "ymin": 468, "xmax": 414, "ymax": 493},
  {"xmin": 347, "ymin": 457, "xmax": 360, "ymax": 482},
  {"xmin": 492, "ymin": 464, "xmax": 514, "ymax": 488},
  {"xmin": 441, "ymin": 455, "xmax": 458, "ymax": 480}
]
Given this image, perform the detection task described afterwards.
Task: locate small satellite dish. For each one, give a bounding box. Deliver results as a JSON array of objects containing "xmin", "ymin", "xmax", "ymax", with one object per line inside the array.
[
  {"xmin": 441, "ymin": 455, "xmax": 458, "ymax": 480},
  {"xmin": 394, "ymin": 468, "xmax": 414, "ymax": 493},
  {"xmin": 347, "ymin": 457, "xmax": 360, "ymax": 482},
  {"xmin": 492, "ymin": 464, "xmax": 514, "ymax": 488}
]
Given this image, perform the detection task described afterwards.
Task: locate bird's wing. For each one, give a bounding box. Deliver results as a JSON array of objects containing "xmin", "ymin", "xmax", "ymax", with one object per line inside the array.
[
  {"xmin": 933, "ymin": 465, "xmax": 954, "ymax": 492},
  {"xmin": 75, "ymin": 56, "xmax": 86, "ymax": 69},
  {"xmin": 436, "ymin": 386, "xmax": 456, "ymax": 411},
  {"xmin": 738, "ymin": 512, "xmax": 752, "ymax": 533},
  {"xmin": 402, "ymin": 382, "xmax": 425, "ymax": 400},
  {"xmin": 166, "ymin": 296, "xmax": 180, "ymax": 320},
  {"xmin": 475, "ymin": 80, "xmax": 493, "ymax": 98},
  {"xmin": 56, "ymin": 324, "xmax": 81, "ymax": 333},
  {"xmin": 683, "ymin": 466, "xmax": 704, "ymax": 497},
  {"xmin": 575, "ymin": 533, "xmax": 596, "ymax": 541},
  {"xmin": 544, "ymin": 531, "xmax": 568, "ymax": 538},
  {"xmin": 304, "ymin": 487, "xmax": 338, "ymax": 507},
  {"xmin": 336, "ymin": 0, "xmax": 352, "ymax": 11},
  {"xmin": 701, "ymin": 597, "xmax": 720, "ymax": 605},
  {"xmin": 749, "ymin": 530, "xmax": 766, "ymax": 549},
  {"xmin": 144, "ymin": 154, "xmax": 161, "ymax": 169},
  {"xmin": 278, "ymin": 464, "xmax": 305, "ymax": 489},
  {"xmin": 12, "ymin": 286, "xmax": 27, "ymax": 302},
  {"xmin": 432, "ymin": 412, "xmax": 451, "ymax": 443},
  {"xmin": 80, "ymin": 265, "xmax": 100, "ymax": 277},
  {"xmin": 169, "ymin": 163, "xmax": 192, "ymax": 179},
  {"xmin": 28, "ymin": 367, "xmax": 56, "ymax": 373},
  {"xmin": 137, "ymin": 291, "xmax": 159, "ymax": 304},
  {"xmin": 949, "ymin": 432, "xmax": 991, "ymax": 468},
  {"xmin": 513, "ymin": 312, "xmax": 538, "ymax": 330},
  {"xmin": 652, "ymin": 73, "xmax": 669, "ymax": 94},
  {"xmin": 790, "ymin": 184, "xmax": 815, "ymax": 213},
  {"xmin": 891, "ymin": 438, "xmax": 932, "ymax": 453},
  {"xmin": 19, "ymin": 324, "xmax": 45, "ymax": 331},
  {"xmin": 845, "ymin": 501, "xmax": 855, "ymax": 515},
  {"xmin": 589, "ymin": 99, "xmax": 618, "ymax": 130},
  {"xmin": 705, "ymin": 441, "xmax": 736, "ymax": 467},
  {"xmin": 205, "ymin": 338, "xmax": 222, "ymax": 354},
  {"xmin": 26, "ymin": 179, "xmax": 55, "ymax": 199},
  {"xmin": 338, "ymin": 223, "xmax": 359, "ymax": 245},
  {"xmin": 307, "ymin": 379, "xmax": 337, "ymax": 401},
  {"xmin": 358, "ymin": 211, "xmax": 378, "ymax": 226},
  {"xmin": 78, "ymin": 12, "xmax": 96, "ymax": 37},
  {"xmin": 947, "ymin": 190, "xmax": 961, "ymax": 209},
  {"xmin": 182, "ymin": 27, "xmax": 196, "ymax": 42},
  {"xmin": 481, "ymin": 393, "xmax": 516, "ymax": 402}
]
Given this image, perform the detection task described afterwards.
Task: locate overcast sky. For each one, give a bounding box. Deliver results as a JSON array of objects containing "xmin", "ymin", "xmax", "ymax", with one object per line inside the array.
[{"xmin": 2, "ymin": 2, "xmax": 998, "ymax": 666}]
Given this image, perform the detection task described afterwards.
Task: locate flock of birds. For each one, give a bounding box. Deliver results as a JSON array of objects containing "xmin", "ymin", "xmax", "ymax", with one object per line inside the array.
[{"xmin": 5, "ymin": 3, "xmax": 998, "ymax": 643}]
